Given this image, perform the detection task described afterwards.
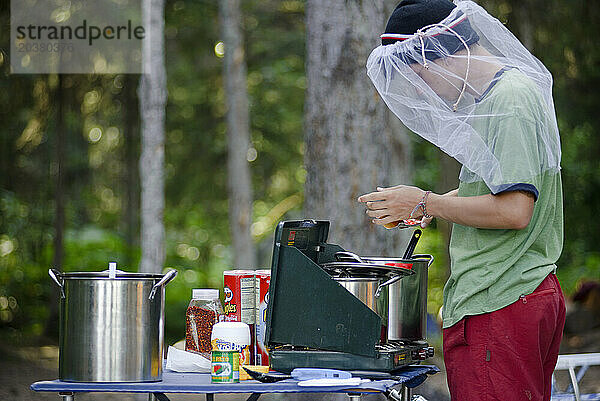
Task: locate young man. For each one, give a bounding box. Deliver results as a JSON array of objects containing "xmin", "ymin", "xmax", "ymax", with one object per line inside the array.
[{"xmin": 358, "ymin": 1, "xmax": 565, "ymax": 400}]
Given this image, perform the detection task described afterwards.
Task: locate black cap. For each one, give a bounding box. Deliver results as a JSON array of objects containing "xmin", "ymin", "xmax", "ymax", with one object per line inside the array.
[
  {"xmin": 381, "ymin": 0, "xmax": 480, "ymax": 64},
  {"xmin": 383, "ymin": 0, "xmax": 457, "ymax": 45}
]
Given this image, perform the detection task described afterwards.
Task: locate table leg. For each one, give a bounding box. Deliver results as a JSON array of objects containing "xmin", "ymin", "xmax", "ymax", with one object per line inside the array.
[
  {"xmin": 401, "ymin": 385, "xmax": 411, "ymax": 401},
  {"xmin": 568, "ymin": 366, "xmax": 581, "ymax": 401},
  {"xmin": 246, "ymin": 393, "xmax": 261, "ymax": 401},
  {"xmin": 386, "ymin": 385, "xmax": 414, "ymax": 401},
  {"xmin": 347, "ymin": 394, "xmax": 362, "ymax": 401},
  {"xmin": 58, "ymin": 392, "xmax": 74, "ymax": 401},
  {"xmin": 206, "ymin": 394, "xmax": 214, "ymax": 401},
  {"xmin": 385, "ymin": 388, "xmax": 402, "ymax": 401},
  {"xmin": 152, "ymin": 393, "xmax": 172, "ymax": 401}
]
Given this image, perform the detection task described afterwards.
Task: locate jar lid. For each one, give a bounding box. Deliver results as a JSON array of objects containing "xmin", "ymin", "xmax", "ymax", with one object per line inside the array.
[
  {"xmin": 211, "ymin": 322, "xmax": 251, "ymax": 345},
  {"xmin": 192, "ymin": 288, "xmax": 219, "ymax": 299}
]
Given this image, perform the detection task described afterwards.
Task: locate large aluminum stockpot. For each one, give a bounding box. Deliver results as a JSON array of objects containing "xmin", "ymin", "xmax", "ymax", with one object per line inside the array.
[{"xmin": 49, "ymin": 268, "xmax": 177, "ymax": 382}]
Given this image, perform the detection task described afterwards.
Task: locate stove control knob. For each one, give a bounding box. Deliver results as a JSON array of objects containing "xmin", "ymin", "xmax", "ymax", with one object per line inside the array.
[{"xmin": 417, "ymin": 346, "xmax": 435, "ymax": 360}]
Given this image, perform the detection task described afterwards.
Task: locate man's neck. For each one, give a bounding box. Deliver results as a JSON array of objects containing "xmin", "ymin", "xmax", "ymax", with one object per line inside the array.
[{"xmin": 462, "ymin": 47, "xmax": 504, "ymax": 97}]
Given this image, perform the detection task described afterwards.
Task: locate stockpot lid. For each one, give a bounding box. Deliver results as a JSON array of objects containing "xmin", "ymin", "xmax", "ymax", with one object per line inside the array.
[
  {"xmin": 321, "ymin": 261, "xmax": 415, "ymax": 278},
  {"xmin": 332, "ymin": 276, "xmax": 384, "ymax": 282},
  {"xmin": 55, "ymin": 270, "xmax": 165, "ymax": 280},
  {"xmin": 49, "ymin": 268, "xmax": 178, "ymax": 301}
]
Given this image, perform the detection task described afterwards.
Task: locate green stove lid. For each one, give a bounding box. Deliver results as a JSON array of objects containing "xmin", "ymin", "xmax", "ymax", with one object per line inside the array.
[
  {"xmin": 265, "ymin": 220, "xmax": 381, "ymax": 358},
  {"xmin": 271, "ymin": 220, "xmax": 330, "ymax": 263}
]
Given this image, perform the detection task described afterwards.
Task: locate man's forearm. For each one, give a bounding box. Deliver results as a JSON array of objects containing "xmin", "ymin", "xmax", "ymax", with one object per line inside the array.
[
  {"xmin": 427, "ymin": 190, "xmax": 534, "ymax": 230},
  {"xmin": 443, "ymin": 189, "xmax": 459, "ymax": 197}
]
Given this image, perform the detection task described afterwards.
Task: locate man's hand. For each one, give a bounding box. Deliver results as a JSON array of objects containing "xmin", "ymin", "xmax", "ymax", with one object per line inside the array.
[{"xmin": 358, "ymin": 185, "xmax": 426, "ymax": 226}]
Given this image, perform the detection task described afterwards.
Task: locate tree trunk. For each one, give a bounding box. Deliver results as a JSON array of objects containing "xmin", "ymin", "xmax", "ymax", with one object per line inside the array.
[
  {"xmin": 45, "ymin": 74, "xmax": 65, "ymax": 339},
  {"xmin": 220, "ymin": 0, "xmax": 256, "ymax": 269},
  {"xmin": 124, "ymin": 75, "xmax": 140, "ymax": 269},
  {"xmin": 304, "ymin": 0, "xmax": 412, "ymax": 256},
  {"xmin": 139, "ymin": 0, "xmax": 166, "ymax": 274},
  {"xmin": 437, "ymin": 152, "xmax": 461, "ymax": 279},
  {"xmin": 509, "ymin": 0, "xmax": 535, "ymax": 52}
]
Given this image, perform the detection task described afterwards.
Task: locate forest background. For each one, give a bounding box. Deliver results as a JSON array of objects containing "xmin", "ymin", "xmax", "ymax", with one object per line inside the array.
[{"xmin": 0, "ymin": 0, "xmax": 599, "ymax": 350}]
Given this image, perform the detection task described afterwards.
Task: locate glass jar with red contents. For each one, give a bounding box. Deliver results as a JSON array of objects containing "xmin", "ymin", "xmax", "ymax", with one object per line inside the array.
[{"xmin": 185, "ymin": 289, "xmax": 224, "ymax": 355}]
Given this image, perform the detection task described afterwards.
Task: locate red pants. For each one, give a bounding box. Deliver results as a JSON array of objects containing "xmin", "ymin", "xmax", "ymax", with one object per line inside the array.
[{"xmin": 443, "ymin": 273, "xmax": 566, "ymax": 401}]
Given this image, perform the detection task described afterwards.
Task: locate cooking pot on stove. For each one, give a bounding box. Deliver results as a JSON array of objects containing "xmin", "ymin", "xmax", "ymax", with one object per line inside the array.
[
  {"xmin": 49, "ymin": 265, "xmax": 177, "ymax": 382},
  {"xmin": 322, "ymin": 254, "xmax": 416, "ymax": 343},
  {"xmin": 365, "ymin": 254, "xmax": 434, "ymax": 340},
  {"xmin": 332, "ymin": 275, "xmax": 389, "ymax": 318},
  {"xmin": 332, "ymin": 275, "xmax": 389, "ymax": 342},
  {"xmin": 326, "ymin": 251, "xmax": 434, "ymax": 341}
]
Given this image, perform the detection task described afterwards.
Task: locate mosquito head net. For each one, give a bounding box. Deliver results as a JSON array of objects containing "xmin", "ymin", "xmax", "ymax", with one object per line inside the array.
[{"xmin": 367, "ymin": 0, "xmax": 561, "ymax": 194}]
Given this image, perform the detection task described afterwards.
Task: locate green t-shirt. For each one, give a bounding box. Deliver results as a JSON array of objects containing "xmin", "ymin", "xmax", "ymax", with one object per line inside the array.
[{"xmin": 442, "ymin": 69, "xmax": 564, "ymax": 328}]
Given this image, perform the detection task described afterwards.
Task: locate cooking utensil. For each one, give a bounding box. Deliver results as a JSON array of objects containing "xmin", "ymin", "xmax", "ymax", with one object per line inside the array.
[
  {"xmin": 387, "ymin": 254, "xmax": 433, "ymax": 340},
  {"xmin": 331, "ymin": 251, "xmax": 416, "ymax": 275},
  {"xmin": 374, "ymin": 273, "xmax": 405, "ymax": 299},
  {"xmin": 331, "ymin": 236, "xmax": 430, "ymax": 340},
  {"xmin": 49, "ymin": 265, "xmax": 177, "ymax": 382},
  {"xmin": 370, "ymin": 229, "xmax": 423, "ymax": 298},
  {"xmin": 402, "ymin": 229, "xmax": 422, "ymax": 259},
  {"xmin": 329, "ymin": 248, "xmax": 417, "ymax": 300},
  {"xmin": 337, "ymin": 253, "xmax": 434, "ymax": 340},
  {"xmin": 384, "ymin": 218, "xmax": 422, "ymax": 229},
  {"xmin": 333, "ymin": 276, "xmax": 389, "ymax": 322},
  {"xmin": 242, "ymin": 367, "xmax": 290, "ymax": 383},
  {"xmin": 322, "ymin": 261, "xmax": 414, "ymax": 277},
  {"xmin": 297, "ymin": 377, "xmax": 364, "ymax": 387},
  {"xmin": 334, "ymin": 251, "xmax": 365, "ymax": 263},
  {"xmin": 242, "ymin": 367, "xmax": 352, "ymax": 383}
]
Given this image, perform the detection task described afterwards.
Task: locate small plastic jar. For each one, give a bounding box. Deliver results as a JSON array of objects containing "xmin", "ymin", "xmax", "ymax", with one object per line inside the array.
[
  {"xmin": 185, "ymin": 289, "xmax": 224, "ymax": 355},
  {"xmin": 211, "ymin": 322, "xmax": 251, "ymax": 383}
]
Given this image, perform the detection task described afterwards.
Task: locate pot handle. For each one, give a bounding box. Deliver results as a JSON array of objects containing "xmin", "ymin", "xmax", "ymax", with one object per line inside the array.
[
  {"xmin": 335, "ymin": 251, "xmax": 365, "ymax": 263},
  {"xmin": 374, "ymin": 271, "xmax": 413, "ymax": 298},
  {"xmin": 375, "ymin": 277, "xmax": 398, "ymax": 298},
  {"xmin": 411, "ymin": 254, "xmax": 434, "ymax": 268},
  {"xmin": 149, "ymin": 269, "xmax": 178, "ymax": 300},
  {"xmin": 48, "ymin": 268, "xmax": 65, "ymax": 299}
]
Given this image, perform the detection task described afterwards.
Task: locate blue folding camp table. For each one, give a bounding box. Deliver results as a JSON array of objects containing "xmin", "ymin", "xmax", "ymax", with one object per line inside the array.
[
  {"xmin": 552, "ymin": 353, "xmax": 600, "ymax": 401},
  {"xmin": 31, "ymin": 365, "xmax": 438, "ymax": 401}
]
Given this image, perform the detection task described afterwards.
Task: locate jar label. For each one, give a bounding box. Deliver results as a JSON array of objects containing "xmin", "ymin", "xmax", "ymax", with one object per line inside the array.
[
  {"xmin": 211, "ymin": 339, "xmax": 250, "ymax": 366},
  {"xmin": 211, "ymin": 351, "xmax": 239, "ymax": 383}
]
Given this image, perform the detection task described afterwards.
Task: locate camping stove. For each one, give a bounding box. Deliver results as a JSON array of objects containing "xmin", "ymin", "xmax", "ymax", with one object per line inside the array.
[{"xmin": 264, "ymin": 220, "xmax": 434, "ymax": 373}]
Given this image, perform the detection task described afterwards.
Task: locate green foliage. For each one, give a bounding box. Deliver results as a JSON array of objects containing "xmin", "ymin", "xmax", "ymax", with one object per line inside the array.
[
  {"xmin": 557, "ymin": 252, "xmax": 600, "ymax": 295},
  {"xmin": 159, "ymin": 0, "xmax": 307, "ymax": 343},
  {"xmin": 0, "ymin": 190, "xmax": 52, "ymax": 334},
  {"xmin": 413, "ymin": 227, "xmax": 448, "ymax": 318}
]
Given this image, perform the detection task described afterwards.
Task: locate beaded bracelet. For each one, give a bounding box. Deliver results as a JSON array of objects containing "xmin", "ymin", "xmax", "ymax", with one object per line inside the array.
[{"xmin": 410, "ymin": 190, "xmax": 433, "ymax": 219}]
